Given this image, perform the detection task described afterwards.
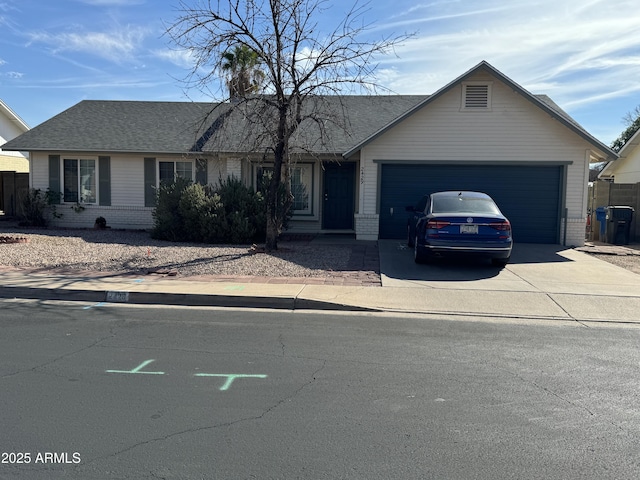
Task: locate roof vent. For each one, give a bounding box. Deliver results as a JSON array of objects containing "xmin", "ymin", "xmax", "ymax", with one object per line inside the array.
[{"xmin": 463, "ymin": 84, "xmax": 490, "ymax": 109}]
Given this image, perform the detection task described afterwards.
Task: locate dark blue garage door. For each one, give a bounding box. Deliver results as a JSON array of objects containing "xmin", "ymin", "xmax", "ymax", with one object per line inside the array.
[{"xmin": 379, "ymin": 164, "xmax": 563, "ymax": 243}]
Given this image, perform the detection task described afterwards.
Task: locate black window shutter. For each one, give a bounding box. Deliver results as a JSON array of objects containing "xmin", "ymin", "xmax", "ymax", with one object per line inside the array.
[
  {"xmin": 144, "ymin": 158, "xmax": 156, "ymax": 207},
  {"xmin": 48, "ymin": 155, "xmax": 61, "ymax": 204},
  {"xmin": 196, "ymin": 159, "xmax": 208, "ymax": 185},
  {"xmin": 98, "ymin": 156, "xmax": 111, "ymax": 206}
]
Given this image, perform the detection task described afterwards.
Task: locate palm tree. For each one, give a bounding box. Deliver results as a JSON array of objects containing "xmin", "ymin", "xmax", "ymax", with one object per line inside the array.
[{"xmin": 221, "ymin": 45, "xmax": 265, "ymax": 99}]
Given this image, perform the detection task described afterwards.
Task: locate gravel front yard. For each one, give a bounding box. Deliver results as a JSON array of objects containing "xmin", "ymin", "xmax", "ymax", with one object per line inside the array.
[
  {"xmin": 588, "ymin": 252, "xmax": 640, "ymax": 275},
  {"xmin": 0, "ymin": 226, "xmax": 639, "ymax": 279},
  {"xmin": 0, "ymin": 228, "xmax": 355, "ymax": 278}
]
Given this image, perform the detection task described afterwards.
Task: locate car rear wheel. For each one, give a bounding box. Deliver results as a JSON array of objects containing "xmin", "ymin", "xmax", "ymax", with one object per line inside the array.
[
  {"xmin": 414, "ymin": 236, "xmax": 426, "ymax": 264},
  {"xmin": 491, "ymin": 257, "xmax": 510, "ymax": 268},
  {"xmin": 407, "ymin": 225, "xmax": 414, "ymax": 247}
]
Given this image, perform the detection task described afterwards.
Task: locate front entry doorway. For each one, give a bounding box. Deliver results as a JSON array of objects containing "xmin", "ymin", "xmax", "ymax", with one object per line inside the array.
[{"xmin": 322, "ymin": 162, "xmax": 355, "ymax": 230}]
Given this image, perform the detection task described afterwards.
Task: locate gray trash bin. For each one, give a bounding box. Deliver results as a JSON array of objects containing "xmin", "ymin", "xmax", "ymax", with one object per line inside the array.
[{"xmin": 604, "ymin": 206, "xmax": 634, "ymax": 245}]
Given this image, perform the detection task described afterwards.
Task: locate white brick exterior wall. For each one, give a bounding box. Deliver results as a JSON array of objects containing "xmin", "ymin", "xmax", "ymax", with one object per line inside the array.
[
  {"xmin": 355, "ymin": 213, "xmax": 379, "ymax": 240},
  {"xmin": 48, "ymin": 205, "xmax": 153, "ymax": 230},
  {"xmin": 564, "ymin": 217, "xmax": 588, "ymax": 247}
]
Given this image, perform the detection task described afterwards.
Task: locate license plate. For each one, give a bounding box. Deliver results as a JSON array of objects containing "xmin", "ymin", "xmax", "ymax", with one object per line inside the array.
[{"xmin": 460, "ymin": 224, "xmax": 478, "ymax": 234}]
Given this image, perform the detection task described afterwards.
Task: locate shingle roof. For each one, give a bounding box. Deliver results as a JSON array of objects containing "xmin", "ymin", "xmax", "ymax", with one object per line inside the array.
[
  {"xmin": 2, "ymin": 96, "xmax": 427, "ymax": 155},
  {"xmin": 2, "ymin": 101, "xmax": 226, "ymax": 154},
  {"xmin": 2, "ymin": 62, "xmax": 616, "ymax": 161}
]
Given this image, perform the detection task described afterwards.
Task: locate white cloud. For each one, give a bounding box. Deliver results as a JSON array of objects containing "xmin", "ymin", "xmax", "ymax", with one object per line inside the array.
[
  {"xmin": 372, "ymin": 0, "xmax": 640, "ymax": 114},
  {"xmin": 154, "ymin": 48, "xmax": 198, "ymax": 69},
  {"xmin": 15, "ymin": 76, "xmax": 165, "ymax": 90},
  {"xmin": 0, "ymin": 2, "xmax": 19, "ymax": 13},
  {"xmin": 374, "ymin": 4, "xmax": 518, "ymax": 32},
  {"xmin": 28, "ymin": 26, "xmax": 147, "ymax": 64}
]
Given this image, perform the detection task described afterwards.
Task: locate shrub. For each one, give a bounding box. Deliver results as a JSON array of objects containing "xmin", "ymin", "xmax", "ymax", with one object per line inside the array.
[
  {"xmin": 19, "ymin": 188, "xmax": 62, "ymax": 227},
  {"xmin": 179, "ymin": 183, "xmax": 222, "ymax": 242},
  {"xmin": 215, "ymin": 176, "xmax": 265, "ymax": 242},
  {"xmin": 151, "ymin": 176, "xmax": 266, "ymax": 244},
  {"xmin": 151, "ymin": 177, "xmax": 192, "ymax": 241}
]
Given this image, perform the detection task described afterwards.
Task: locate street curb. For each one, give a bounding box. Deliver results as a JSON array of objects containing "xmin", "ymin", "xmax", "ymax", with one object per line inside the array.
[{"xmin": 0, "ymin": 285, "xmax": 379, "ymax": 312}]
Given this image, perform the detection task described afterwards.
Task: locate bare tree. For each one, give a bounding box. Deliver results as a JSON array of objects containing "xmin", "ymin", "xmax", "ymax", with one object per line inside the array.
[{"xmin": 167, "ymin": 0, "xmax": 411, "ymax": 250}]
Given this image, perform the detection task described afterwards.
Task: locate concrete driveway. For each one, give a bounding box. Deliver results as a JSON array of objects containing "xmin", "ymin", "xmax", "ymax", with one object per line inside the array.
[{"xmin": 376, "ymin": 240, "xmax": 640, "ymax": 322}]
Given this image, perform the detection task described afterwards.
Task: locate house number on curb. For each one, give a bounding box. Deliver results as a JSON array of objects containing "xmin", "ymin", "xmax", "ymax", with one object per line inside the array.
[
  {"xmin": 105, "ymin": 291, "xmax": 130, "ymax": 303},
  {"xmin": 106, "ymin": 359, "xmax": 267, "ymax": 391}
]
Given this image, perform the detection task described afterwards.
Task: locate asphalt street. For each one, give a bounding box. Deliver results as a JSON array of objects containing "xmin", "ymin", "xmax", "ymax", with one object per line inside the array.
[{"xmin": 2, "ymin": 300, "xmax": 640, "ymax": 479}]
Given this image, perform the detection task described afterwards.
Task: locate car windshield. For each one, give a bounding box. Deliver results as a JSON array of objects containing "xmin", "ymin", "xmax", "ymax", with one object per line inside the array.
[{"xmin": 432, "ymin": 196, "xmax": 500, "ymax": 214}]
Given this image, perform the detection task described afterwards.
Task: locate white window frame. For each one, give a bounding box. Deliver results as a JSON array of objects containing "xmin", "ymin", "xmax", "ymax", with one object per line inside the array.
[
  {"xmin": 253, "ymin": 162, "xmax": 315, "ymax": 216},
  {"xmin": 461, "ymin": 81, "xmax": 493, "ymax": 111},
  {"xmin": 157, "ymin": 159, "xmax": 195, "ymax": 185},
  {"xmin": 62, "ymin": 157, "xmax": 98, "ymax": 204}
]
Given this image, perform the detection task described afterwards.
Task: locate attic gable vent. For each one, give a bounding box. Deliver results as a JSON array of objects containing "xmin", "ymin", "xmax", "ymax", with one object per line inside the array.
[{"xmin": 463, "ymin": 83, "xmax": 491, "ymax": 110}]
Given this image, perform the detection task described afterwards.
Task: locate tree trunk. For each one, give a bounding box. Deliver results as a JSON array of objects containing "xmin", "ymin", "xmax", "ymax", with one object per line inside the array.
[
  {"xmin": 265, "ymin": 203, "xmax": 279, "ymax": 251},
  {"xmin": 264, "ymin": 106, "xmax": 290, "ymax": 251}
]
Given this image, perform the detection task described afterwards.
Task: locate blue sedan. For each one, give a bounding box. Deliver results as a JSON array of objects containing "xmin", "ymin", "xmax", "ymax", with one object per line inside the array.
[{"xmin": 407, "ymin": 191, "xmax": 513, "ymax": 266}]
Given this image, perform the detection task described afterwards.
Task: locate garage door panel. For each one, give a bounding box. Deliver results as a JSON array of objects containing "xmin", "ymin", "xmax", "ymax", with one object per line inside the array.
[{"xmin": 380, "ymin": 164, "xmax": 561, "ymax": 243}]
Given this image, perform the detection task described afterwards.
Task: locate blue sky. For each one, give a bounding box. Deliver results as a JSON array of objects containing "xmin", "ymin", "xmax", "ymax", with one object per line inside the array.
[{"xmin": 1, "ymin": 0, "xmax": 639, "ymax": 145}]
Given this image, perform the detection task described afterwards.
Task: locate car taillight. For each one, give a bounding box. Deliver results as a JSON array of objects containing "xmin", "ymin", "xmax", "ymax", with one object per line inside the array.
[
  {"xmin": 490, "ymin": 221, "xmax": 511, "ymax": 238},
  {"xmin": 489, "ymin": 221, "xmax": 511, "ymax": 231},
  {"xmin": 427, "ymin": 220, "xmax": 451, "ymax": 229}
]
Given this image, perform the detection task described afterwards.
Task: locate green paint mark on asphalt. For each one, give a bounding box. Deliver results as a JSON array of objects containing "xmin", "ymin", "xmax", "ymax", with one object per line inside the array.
[
  {"xmin": 223, "ymin": 285, "xmax": 245, "ymax": 291},
  {"xmin": 194, "ymin": 373, "xmax": 267, "ymax": 391},
  {"xmin": 106, "ymin": 359, "xmax": 165, "ymax": 375}
]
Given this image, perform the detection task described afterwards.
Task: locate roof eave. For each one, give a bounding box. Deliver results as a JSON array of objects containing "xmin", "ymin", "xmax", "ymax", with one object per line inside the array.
[
  {"xmin": 0, "ymin": 99, "xmax": 29, "ymax": 132},
  {"xmin": 3, "ymin": 147, "xmax": 199, "ymax": 156}
]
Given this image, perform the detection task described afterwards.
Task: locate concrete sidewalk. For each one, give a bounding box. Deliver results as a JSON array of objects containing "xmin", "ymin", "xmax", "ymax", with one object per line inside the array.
[{"xmin": 1, "ymin": 240, "xmax": 639, "ymax": 323}]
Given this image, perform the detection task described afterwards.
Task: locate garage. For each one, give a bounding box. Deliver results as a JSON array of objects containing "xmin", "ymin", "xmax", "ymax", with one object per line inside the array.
[{"xmin": 378, "ymin": 163, "xmax": 564, "ymax": 243}]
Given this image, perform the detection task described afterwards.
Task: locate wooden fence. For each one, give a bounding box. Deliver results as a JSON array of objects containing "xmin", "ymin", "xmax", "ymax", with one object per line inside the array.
[{"xmin": 0, "ymin": 171, "xmax": 29, "ymax": 217}]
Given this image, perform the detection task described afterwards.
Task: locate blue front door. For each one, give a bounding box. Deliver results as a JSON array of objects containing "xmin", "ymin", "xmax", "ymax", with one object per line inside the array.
[{"xmin": 323, "ymin": 162, "xmax": 355, "ymax": 230}]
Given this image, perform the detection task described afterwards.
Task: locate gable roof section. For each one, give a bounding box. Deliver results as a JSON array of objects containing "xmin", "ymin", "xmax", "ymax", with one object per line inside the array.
[
  {"xmin": 343, "ymin": 61, "xmax": 618, "ymax": 162},
  {"xmin": 599, "ymin": 127, "xmax": 640, "ymax": 179}
]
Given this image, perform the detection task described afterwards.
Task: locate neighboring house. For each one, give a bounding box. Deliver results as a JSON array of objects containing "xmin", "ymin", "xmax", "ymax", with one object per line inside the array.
[
  {"xmin": 0, "ymin": 99, "xmax": 30, "ymax": 216},
  {"xmin": 599, "ymin": 127, "xmax": 640, "ymax": 183},
  {"xmin": 0, "ymin": 99, "xmax": 29, "ymax": 173},
  {"xmin": 3, "ymin": 61, "xmax": 616, "ymax": 247}
]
